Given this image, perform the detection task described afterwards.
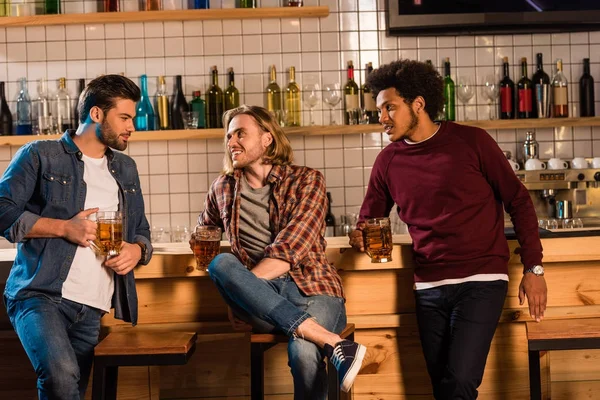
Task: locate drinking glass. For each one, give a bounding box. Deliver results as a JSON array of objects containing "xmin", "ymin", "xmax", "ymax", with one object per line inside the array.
[
  {"xmin": 182, "ymin": 111, "xmax": 199, "ymax": 130},
  {"xmin": 303, "ymin": 83, "xmax": 320, "ymax": 126},
  {"xmin": 192, "ymin": 225, "xmax": 222, "ymax": 271},
  {"xmin": 170, "ymin": 225, "xmax": 190, "ymax": 242},
  {"xmin": 323, "ymin": 83, "xmax": 342, "ymax": 125},
  {"xmin": 481, "ymin": 75, "xmax": 500, "ymax": 120},
  {"xmin": 456, "ymin": 76, "xmax": 475, "ymax": 121},
  {"xmin": 362, "ymin": 217, "xmax": 393, "ymax": 263}
]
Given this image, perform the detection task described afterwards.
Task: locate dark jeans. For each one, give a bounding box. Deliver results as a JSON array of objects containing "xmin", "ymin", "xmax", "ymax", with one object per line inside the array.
[
  {"xmin": 5, "ymin": 295, "xmax": 102, "ymax": 400},
  {"xmin": 414, "ymin": 280, "xmax": 508, "ymax": 400}
]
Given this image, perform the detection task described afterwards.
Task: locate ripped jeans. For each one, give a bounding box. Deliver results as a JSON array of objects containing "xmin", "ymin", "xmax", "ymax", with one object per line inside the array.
[{"xmin": 208, "ymin": 253, "xmax": 347, "ymax": 400}]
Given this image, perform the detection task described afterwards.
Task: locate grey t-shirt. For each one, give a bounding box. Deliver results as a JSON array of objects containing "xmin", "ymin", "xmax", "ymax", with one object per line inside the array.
[{"xmin": 239, "ymin": 175, "xmax": 273, "ymax": 265}]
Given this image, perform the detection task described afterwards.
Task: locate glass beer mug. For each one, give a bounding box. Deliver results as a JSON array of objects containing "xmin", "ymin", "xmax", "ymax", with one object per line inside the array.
[
  {"xmin": 192, "ymin": 225, "xmax": 222, "ymax": 271},
  {"xmin": 362, "ymin": 217, "xmax": 393, "ymax": 263},
  {"xmin": 89, "ymin": 211, "xmax": 123, "ymax": 257}
]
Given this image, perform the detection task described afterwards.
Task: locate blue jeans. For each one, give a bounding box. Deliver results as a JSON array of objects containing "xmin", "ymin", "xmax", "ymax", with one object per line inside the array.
[
  {"xmin": 4, "ymin": 295, "xmax": 103, "ymax": 400},
  {"xmin": 208, "ymin": 253, "xmax": 347, "ymax": 400},
  {"xmin": 414, "ymin": 280, "xmax": 508, "ymax": 400}
]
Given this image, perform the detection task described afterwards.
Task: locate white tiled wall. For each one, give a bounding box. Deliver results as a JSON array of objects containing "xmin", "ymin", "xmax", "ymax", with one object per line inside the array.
[{"xmin": 1, "ymin": 0, "xmax": 600, "ymax": 231}]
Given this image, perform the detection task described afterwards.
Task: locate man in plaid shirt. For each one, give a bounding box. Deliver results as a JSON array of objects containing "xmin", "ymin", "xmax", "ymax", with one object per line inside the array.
[{"xmin": 196, "ymin": 105, "xmax": 366, "ymax": 396}]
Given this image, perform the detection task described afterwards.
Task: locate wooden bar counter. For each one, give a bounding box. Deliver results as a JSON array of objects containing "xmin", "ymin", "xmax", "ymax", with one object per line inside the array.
[{"xmin": 1, "ymin": 234, "xmax": 600, "ymax": 399}]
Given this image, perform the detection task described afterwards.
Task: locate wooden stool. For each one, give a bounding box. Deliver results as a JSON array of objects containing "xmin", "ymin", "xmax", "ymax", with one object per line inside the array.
[
  {"xmin": 527, "ymin": 318, "xmax": 600, "ymax": 400},
  {"xmin": 91, "ymin": 331, "xmax": 197, "ymax": 400},
  {"xmin": 250, "ymin": 323, "xmax": 356, "ymax": 400}
]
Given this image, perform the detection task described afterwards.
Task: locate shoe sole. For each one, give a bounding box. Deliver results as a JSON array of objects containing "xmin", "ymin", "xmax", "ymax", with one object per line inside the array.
[{"xmin": 340, "ymin": 344, "xmax": 366, "ymax": 393}]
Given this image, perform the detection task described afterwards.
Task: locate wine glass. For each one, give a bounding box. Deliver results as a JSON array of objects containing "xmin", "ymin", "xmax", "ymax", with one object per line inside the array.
[
  {"xmin": 323, "ymin": 83, "xmax": 342, "ymax": 125},
  {"xmin": 303, "ymin": 83, "xmax": 320, "ymax": 126},
  {"xmin": 481, "ymin": 74, "xmax": 500, "ymax": 120},
  {"xmin": 456, "ymin": 75, "xmax": 475, "ymax": 121}
]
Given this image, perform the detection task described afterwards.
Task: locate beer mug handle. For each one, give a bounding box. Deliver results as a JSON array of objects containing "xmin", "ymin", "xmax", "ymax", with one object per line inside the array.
[{"xmin": 88, "ymin": 239, "xmax": 102, "ymax": 255}]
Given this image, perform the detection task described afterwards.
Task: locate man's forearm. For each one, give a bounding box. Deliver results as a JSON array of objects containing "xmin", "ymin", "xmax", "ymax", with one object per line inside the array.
[
  {"xmin": 24, "ymin": 217, "xmax": 67, "ymax": 239},
  {"xmin": 251, "ymin": 257, "xmax": 291, "ymax": 280}
]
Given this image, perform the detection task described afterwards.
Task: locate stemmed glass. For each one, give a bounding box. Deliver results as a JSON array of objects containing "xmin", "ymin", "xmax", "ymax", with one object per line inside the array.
[
  {"xmin": 323, "ymin": 83, "xmax": 342, "ymax": 125},
  {"xmin": 481, "ymin": 74, "xmax": 500, "ymax": 120},
  {"xmin": 303, "ymin": 83, "xmax": 320, "ymax": 126},
  {"xmin": 456, "ymin": 76, "xmax": 475, "ymax": 121}
]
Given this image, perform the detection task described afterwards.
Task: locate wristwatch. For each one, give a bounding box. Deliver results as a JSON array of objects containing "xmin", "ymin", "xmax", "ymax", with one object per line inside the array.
[
  {"xmin": 524, "ymin": 265, "xmax": 544, "ymax": 276},
  {"xmin": 135, "ymin": 242, "xmax": 147, "ymax": 262}
]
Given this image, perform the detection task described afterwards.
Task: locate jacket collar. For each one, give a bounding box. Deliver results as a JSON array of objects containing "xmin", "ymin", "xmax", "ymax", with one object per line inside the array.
[{"xmin": 60, "ymin": 130, "xmax": 114, "ymax": 162}]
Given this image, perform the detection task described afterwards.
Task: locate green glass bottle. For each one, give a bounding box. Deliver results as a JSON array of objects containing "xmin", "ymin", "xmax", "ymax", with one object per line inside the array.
[
  {"xmin": 206, "ymin": 66, "xmax": 224, "ymax": 129},
  {"xmin": 265, "ymin": 65, "xmax": 282, "ymax": 124},
  {"xmin": 239, "ymin": 0, "xmax": 256, "ymax": 7},
  {"xmin": 284, "ymin": 66, "xmax": 301, "ymax": 127},
  {"xmin": 190, "ymin": 91, "xmax": 206, "ymax": 129},
  {"xmin": 443, "ymin": 57, "xmax": 455, "ymax": 121},
  {"xmin": 45, "ymin": 0, "xmax": 60, "ymax": 14},
  {"xmin": 344, "ymin": 60, "xmax": 360, "ymax": 125},
  {"xmin": 224, "ymin": 68, "xmax": 240, "ymax": 111}
]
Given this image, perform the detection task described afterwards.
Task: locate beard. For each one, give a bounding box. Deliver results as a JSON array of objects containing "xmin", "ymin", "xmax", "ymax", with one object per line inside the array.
[
  {"xmin": 399, "ymin": 107, "xmax": 419, "ymax": 141},
  {"xmin": 97, "ymin": 120, "xmax": 127, "ymax": 151}
]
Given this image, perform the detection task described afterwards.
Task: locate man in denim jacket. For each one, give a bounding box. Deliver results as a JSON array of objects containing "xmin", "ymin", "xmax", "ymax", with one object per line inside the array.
[{"xmin": 0, "ymin": 75, "xmax": 152, "ymax": 400}]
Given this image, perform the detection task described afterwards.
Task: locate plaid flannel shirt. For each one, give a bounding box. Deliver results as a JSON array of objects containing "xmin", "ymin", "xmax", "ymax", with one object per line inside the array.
[{"xmin": 199, "ymin": 164, "xmax": 344, "ymax": 299}]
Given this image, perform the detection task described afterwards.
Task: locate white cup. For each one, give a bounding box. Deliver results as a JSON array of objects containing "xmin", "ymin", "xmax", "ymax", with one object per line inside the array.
[
  {"xmin": 571, "ymin": 157, "xmax": 588, "ymax": 169},
  {"xmin": 508, "ymin": 160, "xmax": 520, "ymax": 172},
  {"xmin": 548, "ymin": 158, "xmax": 568, "ymax": 170},
  {"xmin": 592, "ymin": 157, "xmax": 600, "ymax": 169},
  {"xmin": 525, "ymin": 159, "xmax": 547, "ymax": 171}
]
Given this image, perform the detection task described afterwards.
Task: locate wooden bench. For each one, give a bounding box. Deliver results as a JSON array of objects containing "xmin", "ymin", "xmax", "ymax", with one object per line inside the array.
[
  {"xmin": 526, "ymin": 318, "xmax": 600, "ymax": 400},
  {"xmin": 91, "ymin": 331, "xmax": 197, "ymax": 400},
  {"xmin": 250, "ymin": 323, "xmax": 356, "ymax": 400}
]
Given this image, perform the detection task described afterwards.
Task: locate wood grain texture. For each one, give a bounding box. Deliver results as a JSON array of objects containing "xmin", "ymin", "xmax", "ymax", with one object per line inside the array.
[
  {"xmin": 526, "ymin": 318, "xmax": 600, "ymax": 341},
  {"xmin": 94, "ymin": 331, "xmax": 197, "ymax": 356}
]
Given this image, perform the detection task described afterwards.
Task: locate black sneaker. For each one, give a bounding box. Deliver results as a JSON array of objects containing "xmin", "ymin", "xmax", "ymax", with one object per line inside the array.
[{"xmin": 325, "ymin": 339, "xmax": 366, "ymax": 392}]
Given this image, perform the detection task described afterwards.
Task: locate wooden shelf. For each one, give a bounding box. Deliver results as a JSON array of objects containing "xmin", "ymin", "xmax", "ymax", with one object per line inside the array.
[
  {"xmin": 0, "ymin": 6, "xmax": 329, "ymax": 27},
  {"xmin": 3, "ymin": 117, "xmax": 600, "ymax": 146}
]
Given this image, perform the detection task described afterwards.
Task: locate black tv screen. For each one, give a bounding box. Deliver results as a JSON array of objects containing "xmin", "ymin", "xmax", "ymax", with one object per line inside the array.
[{"xmin": 387, "ymin": 0, "xmax": 600, "ymax": 36}]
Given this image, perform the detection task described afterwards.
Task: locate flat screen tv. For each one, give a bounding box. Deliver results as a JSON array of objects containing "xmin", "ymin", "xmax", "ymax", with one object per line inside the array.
[{"xmin": 387, "ymin": 0, "xmax": 600, "ymax": 36}]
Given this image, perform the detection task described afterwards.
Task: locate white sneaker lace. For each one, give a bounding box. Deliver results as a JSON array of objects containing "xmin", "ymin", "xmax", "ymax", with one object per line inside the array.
[{"xmin": 331, "ymin": 345, "xmax": 345, "ymax": 370}]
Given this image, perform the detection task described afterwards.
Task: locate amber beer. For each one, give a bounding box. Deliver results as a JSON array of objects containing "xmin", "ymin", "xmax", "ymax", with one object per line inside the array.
[
  {"xmin": 193, "ymin": 225, "xmax": 222, "ymax": 271},
  {"xmin": 92, "ymin": 211, "xmax": 123, "ymax": 257},
  {"xmin": 362, "ymin": 217, "xmax": 393, "ymax": 263}
]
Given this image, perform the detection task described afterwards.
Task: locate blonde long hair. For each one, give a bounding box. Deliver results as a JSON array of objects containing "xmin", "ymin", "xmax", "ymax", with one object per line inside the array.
[{"xmin": 221, "ymin": 105, "xmax": 294, "ymax": 175}]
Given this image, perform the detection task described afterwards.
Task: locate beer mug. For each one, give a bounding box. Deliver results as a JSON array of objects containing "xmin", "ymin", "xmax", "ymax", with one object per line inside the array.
[
  {"xmin": 89, "ymin": 211, "xmax": 123, "ymax": 257},
  {"xmin": 192, "ymin": 225, "xmax": 222, "ymax": 271},
  {"xmin": 362, "ymin": 217, "xmax": 393, "ymax": 263}
]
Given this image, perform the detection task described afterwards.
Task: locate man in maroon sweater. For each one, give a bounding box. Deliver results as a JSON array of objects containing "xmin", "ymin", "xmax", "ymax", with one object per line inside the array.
[{"xmin": 349, "ymin": 60, "xmax": 548, "ymax": 399}]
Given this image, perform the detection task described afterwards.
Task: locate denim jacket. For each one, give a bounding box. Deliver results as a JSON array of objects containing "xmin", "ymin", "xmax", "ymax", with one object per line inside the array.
[{"xmin": 0, "ymin": 132, "xmax": 152, "ymax": 325}]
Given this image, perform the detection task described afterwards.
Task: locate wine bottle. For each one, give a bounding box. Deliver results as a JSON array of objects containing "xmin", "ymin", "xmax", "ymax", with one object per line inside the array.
[
  {"xmin": 443, "ymin": 58, "xmax": 455, "ymax": 121},
  {"xmin": 531, "ymin": 53, "xmax": 550, "ymax": 118},
  {"xmin": 171, "ymin": 75, "xmax": 189, "ymax": 130},
  {"xmin": 189, "ymin": 0, "xmax": 209, "ymax": 8},
  {"xmin": 239, "ymin": 0, "xmax": 256, "ymax": 7},
  {"xmin": 361, "ymin": 62, "xmax": 378, "ymax": 124},
  {"xmin": 0, "ymin": 82, "xmax": 13, "ymax": 136},
  {"xmin": 73, "ymin": 78, "xmax": 85, "ymax": 127},
  {"xmin": 55, "ymin": 77, "xmax": 72, "ymax": 132},
  {"xmin": 16, "ymin": 78, "xmax": 32, "ymax": 136},
  {"xmin": 135, "ymin": 74, "xmax": 155, "ymax": 131},
  {"xmin": 580, "ymin": 58, "xmax": 595, "ymax": 117},
  {"xmin": 287, "ymin": 0, "xmax": 303, "ymax": 5},
  {"xmin": 517, "ymin": 57, "xmax": 533, "ymax": 119},
  {"xmin": 224, "ymin": 68, "xmax": 240, "ymax": 111},
  {"xmin": 552, "ymin": 59, "xmax": 569, "ymax": 118},
  {"xmin": 344, "ymin": 61, "xmax": 360, "ymax": 125},
  {"xmin": 156, "ymin": 76, "xmax": 170, "ymax": 130},
  {"xmin": 206, "ymin": 66, "xmax": 224, "ymax": 129},
  {"xmin": 104, "ymin": 0, "xmax": 118, "ymax": 12},
  {"xmin": 190, "ymin": 91, "xmax": 206, "ymax": 129},
  {"xmin": 265, "ymin": 65, "xmax": 283, "ymax": 124},
  {"xmin": 146, "ymin": 0, "xmax": 161, "ymax": 10},
  {"xmin": 35, "ymin": 78, "xmax": 51, "ymax": 135},
  {"xmin": 284, "ymin": 66, "xmax": 301, "ymax": 127},
  {"xmin": 500, "ymin": 57, "xmax": 515, "ymax": 119},
  {"xmin": 325, "ymin": 192, "xmax": 335, "ymax": 237},
  {"xmin": 45, "ymin": 0, "xmax": 60, "ymax": 14}
]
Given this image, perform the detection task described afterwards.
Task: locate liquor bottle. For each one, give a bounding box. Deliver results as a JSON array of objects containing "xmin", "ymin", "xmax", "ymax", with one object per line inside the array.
[
  {"xmin": 35, "ymin": 78, "xmax": 51, "ymax": 135},
  {"xmin": 239, "ymin": 0, "xmax": 255, "ymax": 7},
  {"xmin": 45, "ymin": 0, "xmax": 60, "ymax": 14},
  {"xmin": 156, "ymin": 76, "xmax": 170, "ymax": 130},
  {"xmin": 206, "ymin": 66, "xmax": 224, "ymax": 129},
  {"xmin": 0, "ymin": 82, "xmax": 13, "ymax": 136},
  {"xmin": 73, "ymin": 78, "xmax": 85, "ymax": 127},
  {"xmin": 325, "ymin": 192, "xmax": 335, "ymax": 237},
  {"xmin": 344, "ymin": 61, "xmax": 360, "ymax": 125},
  {"xmin": 500, "ymin": 56, "xmax": 515, "ymax": 119},
  {"xmin": 580, "ymin": 58, "xmax": 595, "ymax": 117},
  {"xmin": 287, "ymin": 0, "xmax": 303, "ymax": 5},
  {"xmin": 224, "ymin": 68, "xmax": 240, "ymax": 111},
  {"xmin": 552, "ymin": 59, "xmax": 569, "ymax": 118},
  {"xmin": 361, "ymin": 62, "xmax": 378, "ymax": 124},
  {"xmin": 189, "ymin": 0, "xmax": 208, "ymax": 8},
  {"xmin": 55, "ymin": 77, "xmax": 72, "ymax": 132},
  {"xmin": 104, "ymin": 0, "xmax": 118, "ymax": 12},
  {"xmin": 531, "ymin": 53, "xmax": 550, "ymax": 118},
  {"xmin": 146, "ymin": 0, "xmax": 161, "ymax": 10},
  {"xmin": 171, "ymin": 75, "xmax": 189, "ymax": 130},
  {"xmin": 443, "ymin": 58, "xmax": 455, "ymax": 121},
  {"xmin": 284, "ymin": 66, "xmax": 301, "ymax": 127},
  {"xmin": 517, "ymin": 57, "xmax": 533, "ymax": 119},
  {"xmin": 265, "ymin": 65, "xmax": 282, "ymax": 124},
  {"xmin": 190, "ymin": 91, "xmax": 206, "ymax": 129},
  {"xmin": 135, "ymin": 74, "xmax": 155, "ymax": 131},
  {"xmin": 16, "ymin": 78, "xmax": 32, "ymax": 136}
]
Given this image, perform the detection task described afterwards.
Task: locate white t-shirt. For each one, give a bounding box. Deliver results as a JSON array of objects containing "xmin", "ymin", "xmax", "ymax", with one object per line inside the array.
[{"xmin": 62, "ymin": 154, "xmax": 119, "ymax": 312}]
